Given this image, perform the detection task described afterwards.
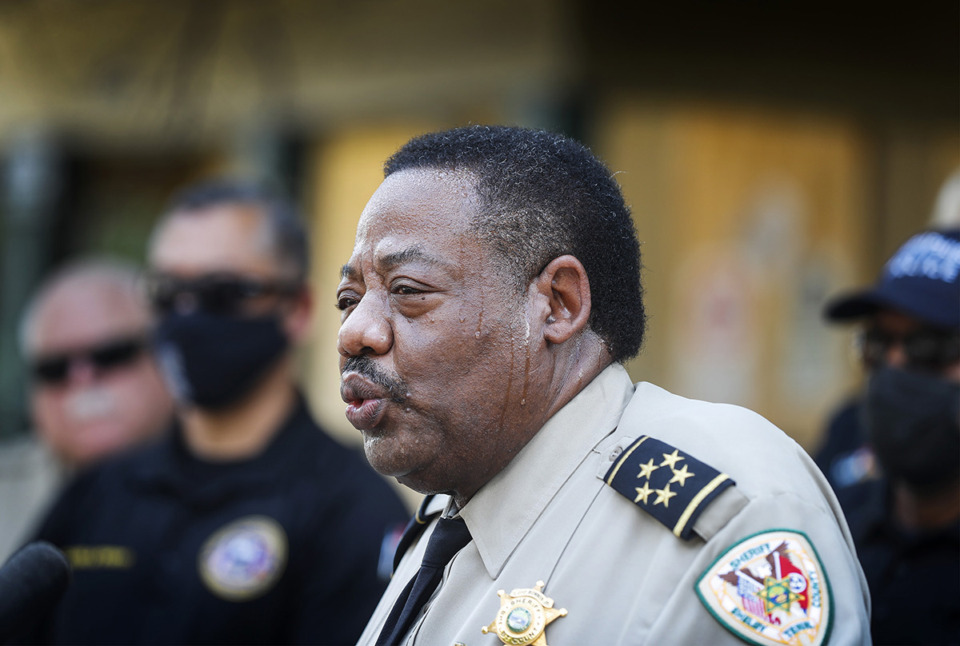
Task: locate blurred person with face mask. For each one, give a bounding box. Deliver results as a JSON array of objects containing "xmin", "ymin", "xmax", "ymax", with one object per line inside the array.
[
  {"xmin": 27, "ymin": 180, "xmax": 408, "ymax": 645},
  {"xmin": 20, "ymin": 259, "xmax": 174, "ymax": 469},
  {"xmin": 821, "ymin": 227, "xmax": 960, "ymax": 645}
]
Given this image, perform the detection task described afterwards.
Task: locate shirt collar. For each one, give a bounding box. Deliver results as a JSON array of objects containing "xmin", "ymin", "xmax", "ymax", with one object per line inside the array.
[{"xmin": 459, "ymin": 363, "xmax": 634, "ymax": 578}]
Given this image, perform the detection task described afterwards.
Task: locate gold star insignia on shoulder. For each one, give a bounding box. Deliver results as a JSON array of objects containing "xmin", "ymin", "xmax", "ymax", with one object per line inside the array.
[
  {"xmin": 634, "ymin": 482, "xmax": 654, "ymax": 504},
  {"xmin": 654, "ymin": 483, "xmax": 677, "ymax": 507},
  {"xmin": 669, "ymin": 463, "xmax": 695, "ymax": 486},
  {"xmin": 637, "ymin": 458, "xmax": 659, "ymax": 479},
  {"xmin": 482, "ymin": 581, "xmax": 567, "ymax": 646},
  {"xmin": 660, "ymin": 449, "xmax": 683, "ymax": 469},
  {"xmin": 604, "ymin": 435, "xmax": 736, "ymax": 539}
]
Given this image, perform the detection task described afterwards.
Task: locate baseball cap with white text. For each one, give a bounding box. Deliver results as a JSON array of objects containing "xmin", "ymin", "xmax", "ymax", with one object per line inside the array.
[{"xmin": 824, "ymin": 228, "xmax": 960, "ymax": 329}]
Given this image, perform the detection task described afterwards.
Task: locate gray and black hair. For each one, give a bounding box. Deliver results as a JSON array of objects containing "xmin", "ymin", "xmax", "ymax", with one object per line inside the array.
[
  {"xmin": 156, "ymin": 179, "xmax": 309, "ymax": 282},
  {"xmin": 384, "ymin": 125, "xmax": 645, "ymax": 363}
]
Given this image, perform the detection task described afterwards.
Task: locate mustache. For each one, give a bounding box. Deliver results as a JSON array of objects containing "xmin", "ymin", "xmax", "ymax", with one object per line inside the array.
[{"xmin": 342, "ymin": 356, "xmax": 407, "ymax": 403}]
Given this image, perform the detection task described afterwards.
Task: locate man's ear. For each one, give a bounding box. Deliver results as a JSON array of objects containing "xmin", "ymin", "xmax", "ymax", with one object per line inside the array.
[
  {"xmin": 284, "ymin": 287, "xmax": 314, "ymax": 342},
  {"xmin": 534, "ymin": 255, "xmax": 592, "ymax": 344}
]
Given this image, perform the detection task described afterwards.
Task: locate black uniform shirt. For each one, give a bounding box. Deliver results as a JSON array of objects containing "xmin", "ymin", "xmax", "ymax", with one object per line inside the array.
[
  {"xmin": 838, "ymin": 479, "xmax": 960, "ymax": 646},
  {"xmin": 30, "ymin": 396, "xmax": 408, "ymax": 645},
  {"xmin": 813, "ymin": 397, "xmax": 877, "ymax": 491}
]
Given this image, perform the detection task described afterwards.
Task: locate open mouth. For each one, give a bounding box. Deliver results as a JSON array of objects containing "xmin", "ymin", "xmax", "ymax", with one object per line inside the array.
[{"xmin": 340, "ymin": 374, "xmax": 390, "ymax": 431}]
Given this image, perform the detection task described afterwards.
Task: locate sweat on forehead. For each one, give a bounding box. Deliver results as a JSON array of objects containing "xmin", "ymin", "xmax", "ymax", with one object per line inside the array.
[
  {"xmin": 342, "ymin": 174, "xmax": 485, "ymax": 293},
  {"xmin": 358, "ymin": 167, "xmax": 480, "ymax": 223}
]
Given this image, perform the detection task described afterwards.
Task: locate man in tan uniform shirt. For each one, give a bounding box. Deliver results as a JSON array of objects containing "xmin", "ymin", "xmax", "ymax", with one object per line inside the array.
[{"xmin": 337, "ymin": 125, "xmax": 870, "ymax": 646}]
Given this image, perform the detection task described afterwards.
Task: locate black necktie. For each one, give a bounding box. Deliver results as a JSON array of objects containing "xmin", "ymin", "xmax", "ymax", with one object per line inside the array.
[{"xmin": 375, "ymin": 516, "xmax": 472, "ymax": 646}]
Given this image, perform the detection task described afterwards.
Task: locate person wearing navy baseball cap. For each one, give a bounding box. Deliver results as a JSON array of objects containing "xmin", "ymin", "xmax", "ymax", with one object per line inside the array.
[
  {"xmin": 818, "ymin": 227, "xmax": 960, "ymax": 645},
  {"xmin": 825, "ymin": 227, "xmax": 960, "ymax": 328}
]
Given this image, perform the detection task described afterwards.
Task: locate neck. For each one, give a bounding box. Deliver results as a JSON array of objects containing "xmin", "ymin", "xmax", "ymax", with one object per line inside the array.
[
  {"xmin": 544, "ymin": 331, "xmax": 613, "ymax": 422},
  {"xmin": 450, "ymin": 332, "xmax": 612, "ymax": 509},
  {"xmin": 891, "ymin": 479, "xmax": 960, "ymax": 531},
  {"xmin": 180, "ymin": 358, "xmax": 297, "ymax": 461}
]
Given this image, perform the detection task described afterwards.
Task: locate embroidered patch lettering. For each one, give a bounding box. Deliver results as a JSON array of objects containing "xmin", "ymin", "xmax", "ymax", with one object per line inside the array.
[
  {"xmin": 696, "ymin": 530, "xmax": 832, "ymax": 646},
  {"xmin": 198, "ymin": 515, "xmax": 287, "ymax": 601},
  {"xmin": 604, "ymin": 435, "xmax": 734, "ymax": 539},
  {"xmin": 64, "ymin": 545, "xmax": 134, "ymax": 569}
]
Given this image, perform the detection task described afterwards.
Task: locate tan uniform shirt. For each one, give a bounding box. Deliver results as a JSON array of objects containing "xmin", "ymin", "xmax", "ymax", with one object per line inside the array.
[{"xmin": 358, "ymin": 364, "xmax": 870, "ymax": 646}]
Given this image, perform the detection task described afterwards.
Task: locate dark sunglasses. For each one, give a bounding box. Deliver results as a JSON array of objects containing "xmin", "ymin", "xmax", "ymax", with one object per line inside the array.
[
  {"xmin": 30, "ymin": 336, "xmax": 148, "ymax": 386},
  {"xmin": 145, "ymin": 274, "xmax": 303, "ymax": 316},
  {"xmin": 858, "ymin": 327, "xmax": 960, "ymax": 372}
]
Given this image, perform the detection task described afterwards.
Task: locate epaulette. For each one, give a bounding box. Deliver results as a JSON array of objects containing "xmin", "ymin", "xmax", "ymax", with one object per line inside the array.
[
  {"xmin": 391, "ymin": 494, "xmax": 444, "ymax": 573},
  {"xmin": 603, "ymin": 435, "xmax": 735, "ymax": 540}
]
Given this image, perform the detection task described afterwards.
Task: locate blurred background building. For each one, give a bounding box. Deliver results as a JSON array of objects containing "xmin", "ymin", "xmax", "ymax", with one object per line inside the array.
[{"xmin": 0, "ymin": 0, "xmax": 956, "ymax": 452}]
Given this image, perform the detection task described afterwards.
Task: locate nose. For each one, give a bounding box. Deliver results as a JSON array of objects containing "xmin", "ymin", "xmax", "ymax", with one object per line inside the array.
[
  {"xmin": 337, "ymin": 295, "xmax": 393, "ymax": 358},
  {"xmin": 66, "ymin": 357, "xmax": 99, "ymax": 386},
  {"xmin": 883, "ymin": 341, "xmax": 908, "ymax": 368}
]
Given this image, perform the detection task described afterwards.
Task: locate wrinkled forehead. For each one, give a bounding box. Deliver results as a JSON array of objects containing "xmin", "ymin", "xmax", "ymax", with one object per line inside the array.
[
  {"xmin": 355, "ymin": 168, "xmax": 480, "ymax": 246},
  {"xmin": 341, "ymin": 169, "xmax": 487, "ymax": 284}
]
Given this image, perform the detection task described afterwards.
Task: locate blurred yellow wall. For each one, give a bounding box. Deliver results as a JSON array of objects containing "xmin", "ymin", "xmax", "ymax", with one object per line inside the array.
[{"xmin": 599, "ymin": 101, "xmax": 870, "ymax": 447}]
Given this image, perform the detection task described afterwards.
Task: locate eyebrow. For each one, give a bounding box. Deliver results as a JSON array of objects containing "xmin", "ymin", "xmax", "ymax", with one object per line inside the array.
[
  {"xmin": 380, "ymin": 247, "xmax": 444, "ymax": 271},
  {"xmin": 340, "ymin": 246, "xmax": 449, "ymax": 280}
]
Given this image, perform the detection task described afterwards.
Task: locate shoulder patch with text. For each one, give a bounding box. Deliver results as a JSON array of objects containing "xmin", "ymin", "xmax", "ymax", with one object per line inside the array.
[
  {"xmin": 603, "ymin": 435, "xmax": 735, "ymax": 539},
  {"xmin": 695, "ymin": 530, "xmax": 832, "ymax": 646},
  {"xmin": 198, "ymin": 515, "xmax": 287, "ymax": 601}
]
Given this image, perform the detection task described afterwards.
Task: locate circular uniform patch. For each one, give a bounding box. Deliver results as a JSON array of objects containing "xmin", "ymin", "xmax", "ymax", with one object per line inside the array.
[
  {"xmin": 198, "ymin": 515, "xmax": 288, "ymax": 601},
  {"xmin": 695, "ymin": 530, "xmax": 832, "ymax": 646}
]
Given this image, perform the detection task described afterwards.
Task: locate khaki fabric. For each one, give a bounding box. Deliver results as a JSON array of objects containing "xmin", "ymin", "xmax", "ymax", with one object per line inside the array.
[{"xmin": 357, "ymin": 364, "xmax": 870, "ymax": 646}]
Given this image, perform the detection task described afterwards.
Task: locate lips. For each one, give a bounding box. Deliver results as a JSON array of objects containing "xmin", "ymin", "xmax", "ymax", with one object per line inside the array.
[{"xmin": 340, "ymin": 373, "xmax": 390, "ymax": 431}]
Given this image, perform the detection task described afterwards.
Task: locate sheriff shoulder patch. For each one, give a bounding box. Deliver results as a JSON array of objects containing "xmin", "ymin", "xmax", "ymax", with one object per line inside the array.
[
  {"xmin": 603, "ymin": 435, "xmax": 735, "ymax": 539},
  {"xmin": 695, "ymin": 530, "xmax": 832, "ymax": 646}
]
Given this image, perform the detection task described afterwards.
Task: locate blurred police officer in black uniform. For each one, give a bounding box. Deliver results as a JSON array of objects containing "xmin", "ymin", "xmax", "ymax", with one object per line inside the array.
[
  {"xmin": 821, "ymin": 227, "xmax": 960, "ymax": 645},
  {"xmin": 27, "ymin": 180, "xmax": 409, "ymax": 645}
]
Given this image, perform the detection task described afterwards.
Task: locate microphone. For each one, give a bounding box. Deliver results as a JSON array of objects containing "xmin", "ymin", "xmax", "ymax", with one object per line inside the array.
[{"xmin": 0, "ymin": 542, "xmax": 71, "ymax": 644}]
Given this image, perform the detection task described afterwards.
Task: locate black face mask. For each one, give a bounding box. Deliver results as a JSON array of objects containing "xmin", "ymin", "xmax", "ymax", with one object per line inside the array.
[
  {"xmin": 861, "ymin": 366, "xmax": 960, "ymax": 492},
  {"xmin": 154, "ymin": 311, "xmax": 289, "ymax": 410}
]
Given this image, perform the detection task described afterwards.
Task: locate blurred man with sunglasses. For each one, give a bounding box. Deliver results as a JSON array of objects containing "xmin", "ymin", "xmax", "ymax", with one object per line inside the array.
[
  {"xmin": 2, "ymin": 260, "xmax": 174, "ymax": 563},
  {"xmin": 20, "ymin": 259, "xmax": 174, "ymax": 469},
  {"xmin": 28, "ymin": 181, "xmax": 408, "ymax": 645},
  {"xmin": 818, "ymin": 227, "xmax": 960, "ymax": 645}
]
